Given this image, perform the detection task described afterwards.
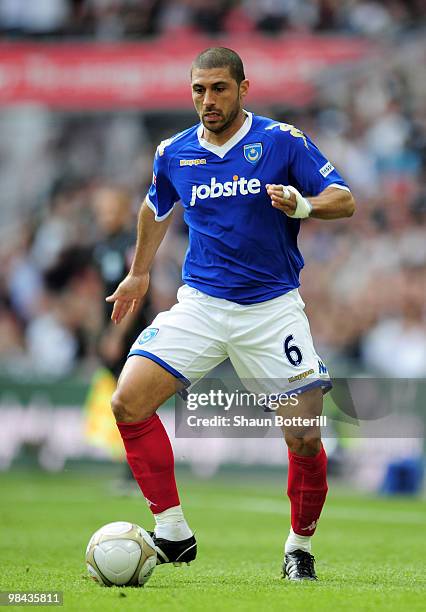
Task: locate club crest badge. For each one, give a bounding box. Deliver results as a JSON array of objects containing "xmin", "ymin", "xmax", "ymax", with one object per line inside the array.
[
  {"xmin": 243, "ymin": 143, "xmax": 262, "ymax": 164},
  {"xmin": 138, "ymin": 327, "xmax": 159, "ymax": 345}
]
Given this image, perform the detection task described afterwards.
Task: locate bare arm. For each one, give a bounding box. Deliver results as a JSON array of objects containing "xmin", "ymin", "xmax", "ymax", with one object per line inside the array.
[
  {"xmin": 106, "ymin": 199, "xmax": 173, "ymax": 324},
  {"xmin": 306, "ymin": 186, "xmax": 355, "ymax": 219},
  {"xmin": 266, "ymin": 185, "xmax": 355, "ymax": 220}
]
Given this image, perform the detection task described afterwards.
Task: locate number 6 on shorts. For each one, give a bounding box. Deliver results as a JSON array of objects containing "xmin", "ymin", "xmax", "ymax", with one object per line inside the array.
[{"xmin": 283, "ymin": 334, "xmax": 303, "ymax": 367}]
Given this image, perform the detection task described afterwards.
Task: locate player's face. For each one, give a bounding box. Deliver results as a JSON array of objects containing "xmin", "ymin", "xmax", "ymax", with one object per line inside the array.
[{"xmin": 191, "ymin": 67, "xmax": 248, "ymax": 135}]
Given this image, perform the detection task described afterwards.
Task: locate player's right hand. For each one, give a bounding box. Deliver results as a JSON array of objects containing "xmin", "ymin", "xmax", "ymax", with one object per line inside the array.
[{"xmin": 105, "ymin": 273, "xmax": 150, "ymax": 324}]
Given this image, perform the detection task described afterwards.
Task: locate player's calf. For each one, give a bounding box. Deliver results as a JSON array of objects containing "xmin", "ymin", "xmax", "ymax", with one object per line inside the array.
[
  {"xmin": 277, "ymin": 388, "xmax": 327, "ymax": 580},
  {"xmin": 112, "ymin": 356, "xmax": 194, "ymax": 548}
]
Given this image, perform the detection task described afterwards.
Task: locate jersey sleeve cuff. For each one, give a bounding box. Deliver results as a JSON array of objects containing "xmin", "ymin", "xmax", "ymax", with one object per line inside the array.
[
  {"xmin": 328, "ymin": 183, "xmax": 351, "ymax": 193},
  {"xmin": 146, "ymin": 194, "xmax": 177, "ymax": 222}
]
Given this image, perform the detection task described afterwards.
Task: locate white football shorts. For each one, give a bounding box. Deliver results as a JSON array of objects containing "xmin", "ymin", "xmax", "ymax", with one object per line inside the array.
[{"xmin": 128, "ymin": 285, "xmax": 331, "ymax": 396}]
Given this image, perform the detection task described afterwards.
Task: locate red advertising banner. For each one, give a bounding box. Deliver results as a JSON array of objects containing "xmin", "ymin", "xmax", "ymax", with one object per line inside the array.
[{"xmin": 0, "ymin": 35, "xmax": 374, "ymax": 109}]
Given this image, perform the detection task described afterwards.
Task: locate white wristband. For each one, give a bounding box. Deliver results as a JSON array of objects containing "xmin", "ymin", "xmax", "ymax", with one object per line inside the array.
[{"xmin": 281, "ymin": 185, "xmax": 312, "ymax": 219}]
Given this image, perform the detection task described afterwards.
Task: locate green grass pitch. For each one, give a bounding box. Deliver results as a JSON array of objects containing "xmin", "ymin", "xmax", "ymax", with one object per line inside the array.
[{"xmin": 0, "ymin": 469, "xmax": 425, "ymax": 611}]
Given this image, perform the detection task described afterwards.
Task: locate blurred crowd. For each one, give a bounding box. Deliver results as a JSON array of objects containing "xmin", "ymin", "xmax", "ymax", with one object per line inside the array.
[
  {"xmin": 0, "ymin": 0, "xmax": 424, "ymax": 39},
  {"xmin": 0, "ymin": 14, "xmax": 425, "ymax": 381},
  {"xmin": 295, "ymin": 48, "xmax": 426, "ymax": 378}
]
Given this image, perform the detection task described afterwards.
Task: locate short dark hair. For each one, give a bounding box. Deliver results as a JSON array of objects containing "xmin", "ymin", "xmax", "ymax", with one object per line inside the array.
[{"xmin": 191, "ymin": 47, "xmax": 245, "ymax": 85}]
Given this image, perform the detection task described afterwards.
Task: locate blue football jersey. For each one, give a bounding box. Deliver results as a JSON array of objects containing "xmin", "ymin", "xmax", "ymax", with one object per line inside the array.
[{"xmin": 146, "ymin": 112, "xmax": 348, "ymax": 304}]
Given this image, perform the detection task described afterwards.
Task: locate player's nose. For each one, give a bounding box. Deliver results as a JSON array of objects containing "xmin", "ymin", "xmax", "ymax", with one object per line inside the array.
[{"xmin": 203, "ymin": 89, "xmax": 216, "ymax": 106}]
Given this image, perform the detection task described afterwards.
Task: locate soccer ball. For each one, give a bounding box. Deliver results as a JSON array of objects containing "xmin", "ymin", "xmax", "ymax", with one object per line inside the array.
[{"xmin": 86, "ymin": 521, "xmax": 157, "ymax": 587}]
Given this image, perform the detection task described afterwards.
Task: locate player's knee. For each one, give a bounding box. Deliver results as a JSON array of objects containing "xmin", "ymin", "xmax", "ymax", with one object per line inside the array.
[
  {"xmin": 301, "ymin": 436, "xmax": 322, "ymax": 456},
  {"xmin": 111, "ymin": 391, "xmax": 132, "ymax": 423},
  {"xmin": 286, "ymin": 433, "xmax": 321, "ymax": 457},
  {"xmin": 111, "ymin": 388, "xmax": 155, "ymax": 423}
]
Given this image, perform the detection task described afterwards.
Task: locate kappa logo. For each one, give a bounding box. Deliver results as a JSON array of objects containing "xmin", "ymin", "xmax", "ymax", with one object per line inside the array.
[
  {"xmin": 243, "ymin": 143, "xmax": 262, "ymax": 164},
  {"xmin": 301, "ymin": 520, "xmax": 318, "ymax": 532},
  {"xmin": 266, "ymin": 122, "xmax": 308, "ymax": 148},
  {"xmin": 137, "ymin": 327, "xmax": 159, "ymax": 345},
  {"xmin": 189, "ymin": 175, "xmax": 261, "ymax": 207},
  {"xmin": 180, "ymin": 158, "xmax": 207, "ymax": 167}
]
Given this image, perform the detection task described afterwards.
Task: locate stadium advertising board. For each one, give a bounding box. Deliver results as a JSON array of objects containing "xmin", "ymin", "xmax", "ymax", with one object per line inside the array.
[{"xmin": 0, "ymin": 36, "xmax": 373, "ymax": 109}]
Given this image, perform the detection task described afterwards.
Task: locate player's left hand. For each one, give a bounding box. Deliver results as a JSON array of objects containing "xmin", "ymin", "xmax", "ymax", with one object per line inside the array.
[
  {"xmin": 266, "ymin": 184, "xmax": 297, "ymax": 216},
  {"xmin": 266, "ymin": 184, "xmax": 312, "ymax": 219}
]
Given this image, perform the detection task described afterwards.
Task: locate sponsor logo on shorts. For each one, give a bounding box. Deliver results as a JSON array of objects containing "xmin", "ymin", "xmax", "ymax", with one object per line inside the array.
[
  {"xmin": 190, "ymin": 175, "xmax": 261, "ymax": 207},
  {"xmin": 180, "ymin": 158, "xmax": 207, "ymax": 167},
  {"xmin": 319, "ymin": 161, "xmax": 334, "ymax": 177},
  {"xmin": 137, "ymin": 327, "xmax": 159, "ymax": 345},
  {"xmin": 288, "ymin": 369, "xmax": 315, "ymax": 383}
]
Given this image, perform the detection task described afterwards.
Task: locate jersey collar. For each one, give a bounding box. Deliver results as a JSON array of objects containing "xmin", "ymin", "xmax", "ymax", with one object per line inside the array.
[{"xmin": 197, "ymin": 111, "xmax": 253, "ymax": 159}]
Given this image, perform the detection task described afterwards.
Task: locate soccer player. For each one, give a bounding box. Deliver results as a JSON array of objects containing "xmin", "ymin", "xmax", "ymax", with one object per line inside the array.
[{"xmin": 106, "ymin": 48, "xmax": 355, "ymax": 580}]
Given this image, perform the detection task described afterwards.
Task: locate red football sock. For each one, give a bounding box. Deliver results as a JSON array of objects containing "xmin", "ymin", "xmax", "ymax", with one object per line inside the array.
[
  {"xmin": 117, "ymin": 414, "xmax": 180, "ymax": 514},
  {"xmin": 287, "ymin": 445, "xmax": 328, "ymax": 536}
]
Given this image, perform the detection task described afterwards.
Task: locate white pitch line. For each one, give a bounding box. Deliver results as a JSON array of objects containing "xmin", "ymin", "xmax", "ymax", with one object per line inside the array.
[{"xmin": 189, "ymin": 496, "xmax": 426, "ymax": 525}]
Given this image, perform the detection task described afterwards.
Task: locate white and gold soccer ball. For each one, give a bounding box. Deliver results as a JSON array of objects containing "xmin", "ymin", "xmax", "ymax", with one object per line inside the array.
[{"xmin": 86, "ymin": 521, "xmax": 157, "ymax": 587}]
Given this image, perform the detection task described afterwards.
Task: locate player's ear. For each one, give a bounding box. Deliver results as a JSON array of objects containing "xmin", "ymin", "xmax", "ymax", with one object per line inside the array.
[{"xmin": 239, "ymin": 79, "xmax": 249, "ymax": 100}]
